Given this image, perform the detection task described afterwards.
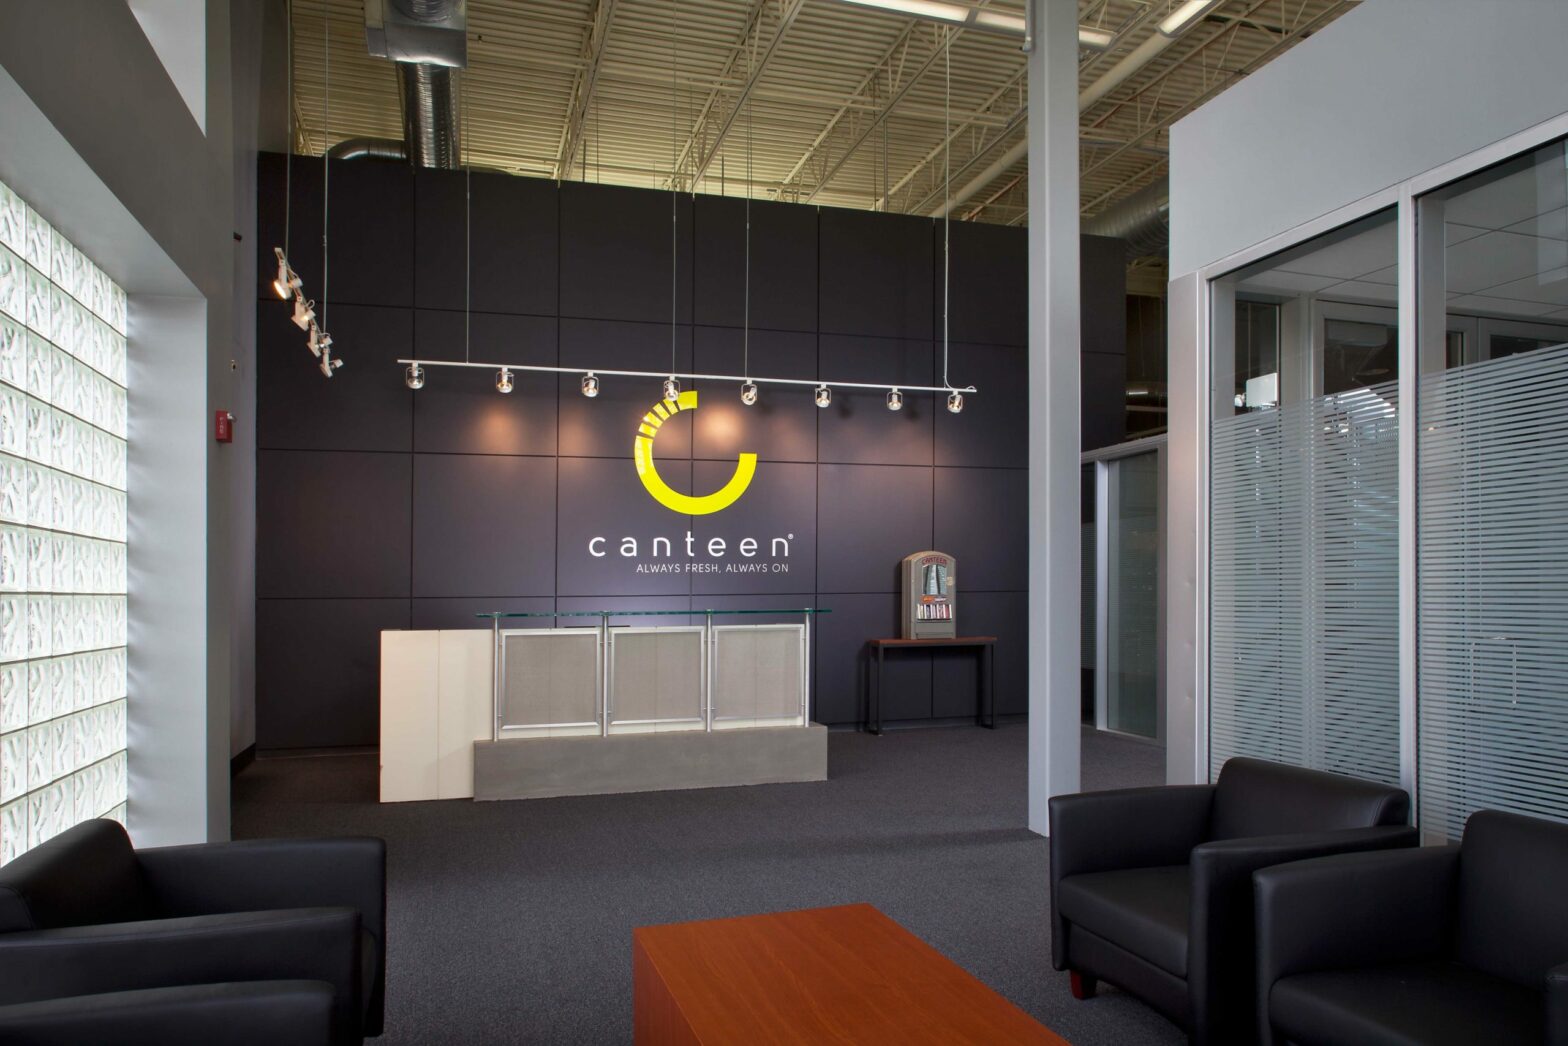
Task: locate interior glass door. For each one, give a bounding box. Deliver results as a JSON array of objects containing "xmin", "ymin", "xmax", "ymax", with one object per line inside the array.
[{"xmin": 1100, "ymin": 451, "xmax": 1161, "ymax": 740}]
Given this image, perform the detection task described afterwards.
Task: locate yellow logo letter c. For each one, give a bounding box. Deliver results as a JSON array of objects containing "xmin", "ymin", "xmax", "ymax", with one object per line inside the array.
[{"xmin": 634, "ymin": 391, "xmax": 757, "ymax": 515}]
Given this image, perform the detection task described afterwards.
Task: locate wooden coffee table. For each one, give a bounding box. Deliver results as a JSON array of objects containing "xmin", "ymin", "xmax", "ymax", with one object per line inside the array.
[{"xmin": 633, "ymin": 903, "xmax": 1067, "ymax": 1044}]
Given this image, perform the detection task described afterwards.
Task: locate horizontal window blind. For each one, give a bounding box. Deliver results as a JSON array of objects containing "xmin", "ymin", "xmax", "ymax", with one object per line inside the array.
[
  {"xmin": 1211, "ymin": 381, "xmax": 1400, "ymax": 784},
  {"xmin": 1418, "ymin": 344, "xmax": 1568, "ymax": 841},
  {"xmin": 0, "ymin": 180, "xmax": 128, "ymax": 865}
]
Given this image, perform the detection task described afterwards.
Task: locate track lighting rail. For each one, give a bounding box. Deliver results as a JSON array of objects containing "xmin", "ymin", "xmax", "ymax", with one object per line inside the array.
[{"xmin": 395, "ymin": 359, "xmax": 977, "ymax": 396}]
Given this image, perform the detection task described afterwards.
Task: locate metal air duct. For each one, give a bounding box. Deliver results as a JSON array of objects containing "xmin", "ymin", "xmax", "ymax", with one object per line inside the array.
[
  {"xmin": 363, "ymin": 0, "xmax": 466, "ymax": 169},
  {"xmin": 1083, "ymin": 179, "xmax": 1169, "ymax": 260}
]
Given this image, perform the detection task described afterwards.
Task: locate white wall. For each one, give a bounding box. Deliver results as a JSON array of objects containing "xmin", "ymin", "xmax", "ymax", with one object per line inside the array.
[
  {"xmin": 1170, "ymin": 0, "xmax": 1568, "ymax": 277},
  {"xmin": 1165, "ymin": 0, "xmax": 1568, "ymax": 784}
]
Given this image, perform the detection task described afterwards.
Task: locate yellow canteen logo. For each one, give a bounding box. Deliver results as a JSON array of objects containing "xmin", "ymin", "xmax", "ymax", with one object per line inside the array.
[{"xmin": 634, "ymin": 390, "xmax": 757, "ymax": 515}]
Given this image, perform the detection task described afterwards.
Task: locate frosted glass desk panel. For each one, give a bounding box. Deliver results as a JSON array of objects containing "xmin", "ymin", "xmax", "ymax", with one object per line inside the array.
[
  {"xmin": 500, "ymin": 629, "xmax": 599, "ymax": 732},
  {"xmin": 608, "ymin": 627, "xmax": 704, "ymax": 732},
  {"xmin": 712, "ymin": 624, "xmax": 806, "ymax": 727}
]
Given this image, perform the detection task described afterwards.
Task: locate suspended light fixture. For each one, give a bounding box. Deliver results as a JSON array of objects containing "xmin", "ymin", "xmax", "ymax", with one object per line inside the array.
[
  {"xmin": 496, "ymin": 368, "xmax": 514, "ymax": 394},
  {"xmin": 663, "ymin": 376, "xmax": 680, "ymax": 401},
  {"xmin": 307, "ymin": 324, "xmax": 331, "ymax": 358},
  {"xmin": 886, "ymin": 388, "xmax": 904, "ymax": 411},
  {"xmin": 581, "ymin": 372, "xmax": 600, "ymax": 398},
  {"xmin": 272, "ymin": 248, "xmax": 298, "ymax": 300},
  {"xmin": 947, "ymin": 391, "xmax": 964, "ymax": 414},
  {"xmin": 319, "ymin": 350, "xmax": 343, "ymax": 378},
  {"xmin": 741, "ymin": 381, "xmax": 758, "ymax": 406},
  {"xmin": 405, "ymin": 363, "xmax": 425, "ymax": 390},
  {"xmin": 815, "ymin": 384, "xmax": 832, "ymax": 408},
  {"xmin": 292, "ymin": 297, "xmax": 315, "ymax": 330}
]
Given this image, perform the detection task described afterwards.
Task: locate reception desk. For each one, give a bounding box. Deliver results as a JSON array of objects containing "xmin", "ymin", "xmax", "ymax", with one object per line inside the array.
[{"xmin": 380, "ymin": 610, "xmax": 828, "ymax": 802}]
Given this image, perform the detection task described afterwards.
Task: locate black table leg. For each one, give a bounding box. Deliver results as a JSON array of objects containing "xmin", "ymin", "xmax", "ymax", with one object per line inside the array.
[
  {"xmin": 874, "ymin": 647, "xmax": 885, "ymax": 735},
  {"xmin": 983, "ymin": 644, "xmax": 996, "ymax": 729}
]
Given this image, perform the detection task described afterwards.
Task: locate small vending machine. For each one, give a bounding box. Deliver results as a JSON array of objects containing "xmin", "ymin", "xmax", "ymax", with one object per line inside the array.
[{"xmin": 901, "ymin": 550, "xmax": 957, "ymax": 640}]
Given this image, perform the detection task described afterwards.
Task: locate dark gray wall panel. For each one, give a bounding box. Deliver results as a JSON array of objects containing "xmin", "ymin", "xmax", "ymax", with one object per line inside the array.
[
  {"xmin": 557, "ymin": 594, "xmax": 696, "ymax": 628},
  {"xmin": 1081, "ymin": 234, "xmax": 1128, "ymax": 357},
  {"xmin": 256, "ymin": 598, "xmax": 410, "ymax": 749},
  {"xmin": 412, "ymin": 597, "xmax": 556, "ymax": 631},
  {"xmin": 1082, "ymin": 351, "xmax": 1127, "ymax": 453},
  {"xmin": 690, "ymin": 461, "xmax": 816, "ymax": 595},
  {"xmin": 933, "ymin": 467, "xmax": 1028, "ymax": 592},
  {"xmin": 258, "ymin": 302, "xmax": 413, "ymax": 452},
  {"xmin": 815, "ymin": 593, "xmax": 929, "ymax": 724},
  {"xmin": 257, "ymin": 450, "xmax": 412, "ymax": 598},
  {"xmin": 412, "ymin": 455, "xmax": 557, "ymax": 597},
  {"xmin": 559, "ymin": 182, "xmax": 692, "ymax": 323},
  {"xmin": 694, "ymin": 195, "xmax": 817, "ymax": 332},
  {"xmin": 819, "ymin": 207, "xmax": 933, "ymax": 340},
  {"xmin": 932, "ymin": 591, "xmax": 1026, "ymax": 717},
  {"xmin": 558, "ymin": 319, "xmax": 693, "ymax": 459},
  {"xmin": 324, "ymin": 159, "xmax": 414, "ymax": 307},
  {"xmin": 413, "ymin": 168, "xmax": 558, "ymax": 315},
  {"xmin": 556, "ymin": 456, "xmax": 693, "ymax": 597},
  {"xmin": 933, "ymin": 342, "xmax": 1028, "ymax": 468},
  {"xmin": 816, "ymin": 464, "xmax": 932, "ymax": 593},
  {"xmin": 691, "ymin": 326, "xmax": 817, "ymax": 463},
  {"xmin": 942, "ymin": 219, "xmax": 1028, "ymax": 346},
  {"xmin": 411, "ymin": 311, "xmax": 558, "ymax": 456},
  {"xmin": 817, "ymin": 337, "xmax": 935, "ymax": 466}
]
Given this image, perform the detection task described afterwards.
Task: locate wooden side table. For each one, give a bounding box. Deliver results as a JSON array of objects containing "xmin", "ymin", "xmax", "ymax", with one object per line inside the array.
[{"xmin": 865, "ymin": 636, "xmax": 997, "ymax": 734}]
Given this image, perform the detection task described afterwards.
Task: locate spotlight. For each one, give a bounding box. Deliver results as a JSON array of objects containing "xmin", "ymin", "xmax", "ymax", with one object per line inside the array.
[
  {"xmin": 291, "ymin": 296, "xmax": 315, "ymax": 331},
  {"xmin": 307, "ymin": 324, "xmax": 330, "ymax": 358},
  {"xmin": 581, "ymin": 372, "xmax": 600, "ymax": 398},
  {"xmin": 886, "ymin": 388, "xmax": 903, "ymax": 411},
  {"xmin": 405, "ymin": 363, "xmax": 425, "ymax": 390},
  {"xmin": 272, "ymin": 248, "xmax": 295, "ymax": 300},
  {"xmin": 662, "ymin": 376, "xmax": 680, "ymax": 401},
  {"xmin": 815, "ymin": 384, "xmax": 831, "ymax": 409},
  {"xmin": 947, "ymin": 390, "xmax": 964, "ymax": 414},
  {"xmin": 319, "ymin": 352, "xmax": 343, "ymax": 378},
  {"xmin": 741, "ymin": 381, "xmax": 758, "ymax": 406},
  {"xmin": 496, "ymin": 367, "xmax": 514, "ymax": 394}
]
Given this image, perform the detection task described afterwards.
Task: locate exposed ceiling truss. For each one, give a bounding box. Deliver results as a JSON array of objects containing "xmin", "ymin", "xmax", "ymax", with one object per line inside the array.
[{"xmin": 286, "ymin": 0, "xmax": 1357, "ymax": 240}]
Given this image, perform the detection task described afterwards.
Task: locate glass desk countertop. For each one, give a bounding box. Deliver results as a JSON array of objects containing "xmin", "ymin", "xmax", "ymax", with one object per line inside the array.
[{"xmin": 476, "ymin": 608, "xmax": 831, "ymax": 619}]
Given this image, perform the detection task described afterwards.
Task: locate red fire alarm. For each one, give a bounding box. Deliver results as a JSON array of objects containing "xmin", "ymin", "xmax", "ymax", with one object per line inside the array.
[{"xmin": 215, "ymin": 410, "xmax": 234, "ymax": 443}]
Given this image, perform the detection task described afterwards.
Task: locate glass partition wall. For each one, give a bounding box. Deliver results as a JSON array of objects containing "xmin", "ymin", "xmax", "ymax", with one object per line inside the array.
[
  {"xmin": 1208, "ymin": 210, "xmax": 1402, "ymax": 785},
  {"xmin": 1206, "ymin": 129, "xmax": 1568, "ymax": 838},
  {"xmin": 1416, "ymin": 139, "xmax": 1568, "ymax": 842}
]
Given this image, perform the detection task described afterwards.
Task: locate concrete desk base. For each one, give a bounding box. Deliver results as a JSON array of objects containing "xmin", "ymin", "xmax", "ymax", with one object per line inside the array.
[{"xmin": 473, "ymin": 724, "xmax": 828, "ymax": 801}]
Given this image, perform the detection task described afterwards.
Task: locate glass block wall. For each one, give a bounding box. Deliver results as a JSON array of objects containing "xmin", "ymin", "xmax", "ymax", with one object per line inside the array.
[{"xmin": 0, "ymin": 178, "xmax": 129, "ymax": 864}]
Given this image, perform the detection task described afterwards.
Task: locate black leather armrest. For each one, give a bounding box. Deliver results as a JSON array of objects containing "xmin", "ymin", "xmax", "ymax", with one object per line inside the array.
[
  {"xmin": 0, "ymin": 908, "xmax": 362, "ymax": 1043},
  {"xmin": 137, "ymin": 836, "xmax": 385, "ymax": 1034},
  {"xmin": 1188, "ymin": 824, "xmax": 1419, "ymax": 1045},
  {"xmin": 0, "ymin": 981, "xmax": 334, "ymax": 1046},
  {"xmin": 1048, "ymin": 784, "xmax": 1215, "ymax": 969},
  {"xmin": 1547, "ymin": 960, "xmax": 1568, "ymax": 1046}
]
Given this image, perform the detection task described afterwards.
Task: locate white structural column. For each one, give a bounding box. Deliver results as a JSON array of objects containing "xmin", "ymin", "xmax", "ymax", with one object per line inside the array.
[{"xmin": 1025, "ymin": 0, "xmax": 1082, "ymax": 835}]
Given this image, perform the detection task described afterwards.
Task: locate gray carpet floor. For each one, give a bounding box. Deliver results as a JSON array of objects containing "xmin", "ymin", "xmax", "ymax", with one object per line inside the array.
[{"xmin": 233, "ymin": 725, "xmax": 1181, "ymax": 1045}]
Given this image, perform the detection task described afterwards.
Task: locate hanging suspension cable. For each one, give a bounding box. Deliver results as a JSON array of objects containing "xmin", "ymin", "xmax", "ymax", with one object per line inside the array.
[
  {"xmin": 942, "ymin": 27, "xmax": 951, "ymax": 391},
  {"xmin": 464, "ymin": 68, "xmax": 471, "ymax": 364},
  {"xmin": 743, "ymin": 18, "xmax": 754, "ymax": 384},
  {"xmin": 321, "ymin": 8, "xmax": 330, "ymax": 331},
  {"xmin": 284, "ymin": 0, "xmax": 292, "ymax": 259},
  {"xmin": 670, "ymin": 0, "xmax": 679, "ymax": 380}
]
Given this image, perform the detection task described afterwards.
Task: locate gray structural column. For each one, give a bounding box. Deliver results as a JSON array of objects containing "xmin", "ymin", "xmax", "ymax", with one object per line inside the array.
[{"xmin": 1026, "ymin": 0, "xmax": 1082, "ymax": 835}]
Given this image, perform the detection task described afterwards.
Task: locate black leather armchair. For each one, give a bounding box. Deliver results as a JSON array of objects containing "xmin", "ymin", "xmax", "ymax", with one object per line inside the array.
[
  {"xmin": 1048, "ymin": 757, "xmax": 1415, "ymax": 1044},
  {"xmin": 0, "ymin": 981, "xmax": 336, "ymax": 1045},
  {"xmin": 1255, "ymin": 809, "xmax": 1568, "ymax": 1046},
  {"xmin": 0, "ymin": 819, "xmax": 385, "ymax": 1046}
]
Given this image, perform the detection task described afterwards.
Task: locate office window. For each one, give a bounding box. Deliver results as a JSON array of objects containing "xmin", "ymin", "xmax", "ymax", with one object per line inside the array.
[
  {"xmin": 1417, "ymin": 137, "xmax": 1568, "ymax": 841},
  {"xmin": 0, "ymin": 179, "xmax": 128, "ymax": 864},
  {"xmin": 1208, "ymin": 209, "xmax": 1401, "ymax": 785}
]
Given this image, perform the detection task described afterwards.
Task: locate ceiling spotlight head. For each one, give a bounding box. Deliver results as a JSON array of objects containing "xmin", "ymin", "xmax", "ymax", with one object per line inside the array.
[
  {"xmin": 581, "ymin": 372, "xmax": 600, "ymax": 398},
  {"xmin": 886, "ymin": 388, "xmax": 903, "ymax": 412},
  {"xmin": 320, "ymin": 354, "xmax": 343, "ymax": 378},
  {"xmin": 272, "ymin": 248, "xmax": 293, "ymax": 300},
  {"xmin": 405, "ymin": 363, "xmax": 425, "ymax": 390},
  {"xmin": 291, "ymin": 297, "xmax": 315, "ymax": 331},
  {"xmin": 662, "ymin": 376, "xmax": 680, "ymax": 401},
  {"xmin": 946, "ymin": 390, "xmax": 964, "ymax": 414},
  {"xmin": 741, "ymin": 381, "xmax": 758, "ymax": 406},
  {"xmin": 308, "ymin": 324, "xmax": 332, "ymax": 358},
  {"xmin": 815, "ymin": 384, "xmax": 831, "ymax": 409},
  {"xmin": 496, "ymin": 368, "xmax": 514, "ymax": 394}
]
